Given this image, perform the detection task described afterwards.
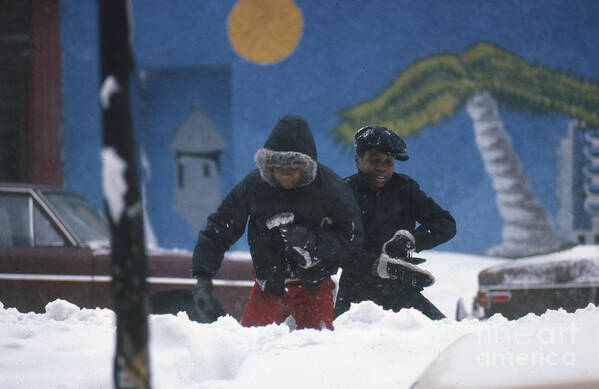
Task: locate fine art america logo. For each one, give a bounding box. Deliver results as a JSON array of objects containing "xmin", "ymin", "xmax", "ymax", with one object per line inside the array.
[{"xmin": 476, "ymin": 322, "xmax": 578, "ymax": 367}]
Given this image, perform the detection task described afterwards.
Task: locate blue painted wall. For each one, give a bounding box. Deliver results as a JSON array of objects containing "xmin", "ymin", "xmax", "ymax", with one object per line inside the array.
[{"xmin": 60, "ymin": 0, "xmax": 599, "ymax": 253}]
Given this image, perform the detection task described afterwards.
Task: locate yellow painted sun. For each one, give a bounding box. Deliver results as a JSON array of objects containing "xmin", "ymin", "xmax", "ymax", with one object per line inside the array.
[{"xmin": 227, "ymin": 0, "xmax": 303, "ymax": 65}]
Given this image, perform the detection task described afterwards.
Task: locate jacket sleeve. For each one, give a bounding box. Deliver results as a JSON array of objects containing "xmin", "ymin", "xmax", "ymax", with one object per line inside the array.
[
  {"xmin": 409, "ymin": 182, "xmax": 456, "ymax": 252},
  {"xmin": 191, "ymin": 177, "xmax": 251, "ymax": 277},
  {"xmin": 313, "ymin": 179, "xmax": 372, "ymax": 274}
]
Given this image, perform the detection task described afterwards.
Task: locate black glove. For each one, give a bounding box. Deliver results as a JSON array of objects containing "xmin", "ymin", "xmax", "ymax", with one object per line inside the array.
[
  {"xmin": 280, "ymin": 224, "xmax": 320, "ymax": 269},
  {"xmin": 189, "ymin": 274, "xmax": 225, "ymax": 321},
  {"xmin": 374, "ymin": 252, "xmax": 435, "ymax": 288},
  {"xmin": 191, "ymin": 275, "xmax": 215, "ymax": 308},
  {"xmin": 387, "ymin": 263, "xmax": 431, "ymax": 290},
  {"xmin": 384, "ymin": 230, "xmax": 415, "ymax": 259}
]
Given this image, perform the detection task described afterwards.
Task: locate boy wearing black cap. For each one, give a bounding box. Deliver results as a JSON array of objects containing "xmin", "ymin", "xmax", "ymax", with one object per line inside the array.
[
  {"xmin": 191, "ymin": 115, "xmax": 364, "ymax": 330},
  {"xmin": 335, "ymin": 126, "xmax": 456, "ymax": 319}
]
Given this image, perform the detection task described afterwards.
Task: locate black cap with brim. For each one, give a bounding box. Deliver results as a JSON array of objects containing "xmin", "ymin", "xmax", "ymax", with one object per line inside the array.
[{"xmin": 353, "ymin": 126, "xmax": 409, "ymax": 161}]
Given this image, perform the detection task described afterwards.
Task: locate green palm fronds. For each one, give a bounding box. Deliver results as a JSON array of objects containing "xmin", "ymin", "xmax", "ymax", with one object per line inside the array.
[
  {"xmin": 464, "ymin": 42, "xmax": 599, "ymax": 124},
  {"xmin": 331, "ymin": 53, "xmax": 475, "ymax": 147},
  {"xmin": 331, "ymin": 41, "xmax": 599, "ymax": 146}
]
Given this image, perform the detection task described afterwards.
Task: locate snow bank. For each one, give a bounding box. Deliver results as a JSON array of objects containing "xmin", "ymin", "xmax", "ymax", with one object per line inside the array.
[
  {"xmin": 420, "ymin": 251, "xmax": 506, "ymax": 318},
  {"xmin": 413, "ymin": 305, "xmax": 599, "ymax": 389},
  {"xmin": 1, "ymin": 299, "xmax": 598, "ymax": 389},
  {"xmin": 2, "ymin": 250, "xmax": 598, "ymax": 388}
]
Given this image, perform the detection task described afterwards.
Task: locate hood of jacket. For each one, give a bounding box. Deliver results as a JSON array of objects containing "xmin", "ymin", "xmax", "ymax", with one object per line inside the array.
[{"xmin": 254, "ymin": 114, "xmax": 318, "ymax": 188}]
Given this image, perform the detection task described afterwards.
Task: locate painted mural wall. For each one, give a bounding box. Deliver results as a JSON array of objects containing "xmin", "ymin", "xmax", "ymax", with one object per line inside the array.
[{"xmin": 60, "ymin": 0, "xmax": 599, "ymax": 255}]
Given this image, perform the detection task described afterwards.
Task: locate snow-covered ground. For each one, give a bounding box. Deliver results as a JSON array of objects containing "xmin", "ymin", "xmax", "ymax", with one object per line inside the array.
[{"xmin": 1, "ymin": 250, "xmax": 598, "ymax": 389}]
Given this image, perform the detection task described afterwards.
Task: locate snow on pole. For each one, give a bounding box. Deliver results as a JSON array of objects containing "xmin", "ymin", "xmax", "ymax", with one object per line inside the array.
[
  {"xmin": 101, "ymin": 147, "xmax": 128, "ymax": 224},
  {"xmin": 98, "ymin": 1, "xmax": 150, "ymax": 388},
  {"xmin": 100, "ymin": 75, "xmax": 121, "ymax": 109}
]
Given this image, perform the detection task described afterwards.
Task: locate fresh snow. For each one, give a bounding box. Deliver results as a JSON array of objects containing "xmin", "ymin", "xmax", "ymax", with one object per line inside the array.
[
  {"xmin": 265, "ymin": 212, "xmax": 295, "ymax": 230},
  {"xmin": 99, "ymin": 75, "xmax": 120, "ymax": 109},
  {"xmin": 101, "ymin": 147, "xmax": 128, "ymax": 224},
  {"xmin": 480, "ymin": 245, "xmax": 599, "ymax": 287},
  {"xmin": 1, "ymin": 250, "xmax": 598, "ymax": 389}
]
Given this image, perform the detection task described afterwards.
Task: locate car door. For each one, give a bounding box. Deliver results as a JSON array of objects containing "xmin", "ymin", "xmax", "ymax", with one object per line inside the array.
[{"xmin": 0, "ymin": 190, "xmax": 94, "ymax": 313}]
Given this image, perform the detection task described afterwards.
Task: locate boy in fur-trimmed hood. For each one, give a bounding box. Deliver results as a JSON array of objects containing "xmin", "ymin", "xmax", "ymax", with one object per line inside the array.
[{"xmin": 191, "ymin": 115, "xmax": 364, "ymax": 330}]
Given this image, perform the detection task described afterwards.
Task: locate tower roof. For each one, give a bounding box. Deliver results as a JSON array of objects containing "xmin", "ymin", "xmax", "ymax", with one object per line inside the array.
[{"xmin": 169, "ymin": 102, "xmax": 227, "ymax": 153}]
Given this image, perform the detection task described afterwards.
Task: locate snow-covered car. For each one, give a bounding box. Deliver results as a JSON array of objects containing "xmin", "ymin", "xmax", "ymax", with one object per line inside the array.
[
  {"xmin": 0, "ymin": 182, "xmax": 253, "ymax": 321},
  {"xmin": 471, "ymin": 246, "xmax": 599, "ymax": 319}
]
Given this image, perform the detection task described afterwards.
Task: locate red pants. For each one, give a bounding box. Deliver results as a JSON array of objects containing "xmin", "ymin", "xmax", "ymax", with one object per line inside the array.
[{"xmin": 241, "ymin": 277, "xmax": 335, "ymax": 330}]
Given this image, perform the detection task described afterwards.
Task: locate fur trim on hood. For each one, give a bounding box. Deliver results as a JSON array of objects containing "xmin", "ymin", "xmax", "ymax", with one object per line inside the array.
[
  {"xmin": 254, "ymin": 148, "xmax": 317, "ymax": 187},
  {"xmin": 254, "ymin": 115, "xmax": 319, "ymax": 188}
]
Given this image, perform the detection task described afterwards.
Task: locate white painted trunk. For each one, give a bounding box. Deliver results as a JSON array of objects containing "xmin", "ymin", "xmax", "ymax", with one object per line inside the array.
[{"xmin": 466, "ymin": 91, "xmax": 564, "ymax": 257}]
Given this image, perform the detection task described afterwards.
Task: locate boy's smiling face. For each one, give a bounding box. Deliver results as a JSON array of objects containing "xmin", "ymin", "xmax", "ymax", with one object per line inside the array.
[
  {"xmin": 273, "ymin": 166, "xmax": 301, "ymax": 189},
  {"xmin": 355, "ymin": 149, "xmax": 395, "ymax": 190}
]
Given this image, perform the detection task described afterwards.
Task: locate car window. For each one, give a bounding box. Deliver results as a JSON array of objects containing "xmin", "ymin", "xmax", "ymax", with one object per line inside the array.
[
  {"xmin": 0, "ymin": 193, "xmax": 32, "ymax": 246},
  {"xmin": 34, "ymin": 204, "xmax": 66, "ymax": 247},
  {"xmin": 42, "ymin": 191, "xmax": 110, "ymax": 247}
]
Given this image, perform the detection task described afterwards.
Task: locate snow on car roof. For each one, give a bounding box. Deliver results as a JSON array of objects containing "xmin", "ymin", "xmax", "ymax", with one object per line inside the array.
[{"xmin": 479, "ymin": 245, "xmax": 599, "ymax": 287}]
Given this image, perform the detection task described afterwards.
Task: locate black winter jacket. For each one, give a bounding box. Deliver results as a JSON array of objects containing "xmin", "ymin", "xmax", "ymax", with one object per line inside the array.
[
  {"xmin": 192, "ymin": 115, "xmax": 364, "ymax": 296},
  {"xmin": 339, "ymin": 171, "xmax": 456, "ymax": 290}
]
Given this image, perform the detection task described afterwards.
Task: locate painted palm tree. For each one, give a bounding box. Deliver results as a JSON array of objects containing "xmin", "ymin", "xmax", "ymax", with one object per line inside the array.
[{"xmin": 331, "ymin": 41, "xmax": 599, "ymax": 257}]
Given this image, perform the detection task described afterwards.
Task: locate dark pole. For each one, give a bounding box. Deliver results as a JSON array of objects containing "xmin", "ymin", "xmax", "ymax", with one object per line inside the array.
[{"xmin": 98, "ymin": 1, "xmax": 150, "ymax": 388}]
